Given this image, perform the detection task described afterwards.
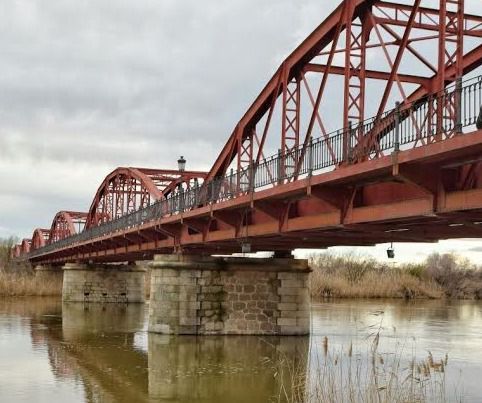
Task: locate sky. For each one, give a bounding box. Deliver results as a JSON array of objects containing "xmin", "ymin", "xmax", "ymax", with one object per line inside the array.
[{"xmin": 1, "ymin": 0, "xmax": 482, "ymax": 264}]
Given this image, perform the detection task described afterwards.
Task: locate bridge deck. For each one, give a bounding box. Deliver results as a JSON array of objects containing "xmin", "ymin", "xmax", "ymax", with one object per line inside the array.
[{"xmin": 29, "ymin": 126, "xmax": 482, "ymax": 264}]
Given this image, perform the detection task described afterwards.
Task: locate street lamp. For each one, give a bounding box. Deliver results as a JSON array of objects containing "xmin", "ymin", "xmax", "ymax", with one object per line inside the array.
[{"xmin": 177, "ymin": 156, "xmax": 186, "ymax": 172}]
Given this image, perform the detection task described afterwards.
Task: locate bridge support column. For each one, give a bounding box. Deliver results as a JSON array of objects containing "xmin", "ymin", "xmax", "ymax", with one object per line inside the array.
[
  {"xmin": 62, "ymin": 263, "xmax": 146, "ymax": 303},
  {"xmin": 34, "ymin": 265, "xmax": 63, "ymax": 282},
  {"xmin": 148, "ymin": 255, "xmax": 311, "ymax": 335}
]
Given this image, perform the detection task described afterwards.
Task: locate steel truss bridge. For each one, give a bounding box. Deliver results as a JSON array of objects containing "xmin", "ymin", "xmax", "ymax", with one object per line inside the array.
[{"xmin": 13, "ymin": 0, "xmax": 482, "ymax": 264}]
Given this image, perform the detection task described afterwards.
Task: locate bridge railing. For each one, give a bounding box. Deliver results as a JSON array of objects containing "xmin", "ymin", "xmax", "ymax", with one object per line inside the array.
[{"xmin": 26, "ymin": 75, "xmax": 482, "ymax": 259}]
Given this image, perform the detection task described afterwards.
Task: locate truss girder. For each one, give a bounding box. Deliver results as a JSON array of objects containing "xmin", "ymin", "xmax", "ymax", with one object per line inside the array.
[
  {"xmin": 206, "ymin": 0, "xmax": 482, "ymax": 184},
  {"xmin": 86, "ymin": 167, "xmax": 207, "ymax": 228}
]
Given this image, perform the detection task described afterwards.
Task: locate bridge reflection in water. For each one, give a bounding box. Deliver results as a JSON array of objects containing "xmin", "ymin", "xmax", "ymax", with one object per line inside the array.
[{"xmin": 28, "ymin": 301, "xmax": 309, "ymax": 403}]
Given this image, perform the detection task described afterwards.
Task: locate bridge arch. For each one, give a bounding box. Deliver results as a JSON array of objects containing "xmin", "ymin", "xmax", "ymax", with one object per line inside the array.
[
  {"xmin": 49, "ymin": 211, "xmax": 87, "ymax": 244},
  {"xmin": 86, "ymin": 167, "xmax": 207, "ymax": 228},
  {"xmin": 32, "ymin": 228, "xmax": 50, "ymax": 250},
  {"xmin": 20, "ymin": 239, "xmax": 31, "ymax": 254},
  {"xmin": 12, "ymin": 244, "xmax": 21, "ymax": 258}
]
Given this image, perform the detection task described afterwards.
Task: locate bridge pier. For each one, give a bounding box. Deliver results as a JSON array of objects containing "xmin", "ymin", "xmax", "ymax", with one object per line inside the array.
[
  {"xmin": 62, "ymin": 263, "xmax": 146, "ymax": 303},
  {"xmin": 148, "ymin": 255, "xmax": 311, "ymax": 335},
  {"xmin": 34, "ymin": 265, "xmax": 63, "ymax": 282}
]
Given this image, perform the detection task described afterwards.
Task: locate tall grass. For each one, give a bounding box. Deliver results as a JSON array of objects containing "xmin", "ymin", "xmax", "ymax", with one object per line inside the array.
[
  {"xmin": 0, "ymin": 271, "xmax": 62, "ymax": 297},
  {"xmin": 310, "ymin": 253, "xmax": 443, "ymax": 299},
  {"xmin": 271, "ymin": 340, "xmax": 453, "ymax": 403},
  {"xmin": 269, "ymin": 313, "xmax": 459, "ymax": 403}
]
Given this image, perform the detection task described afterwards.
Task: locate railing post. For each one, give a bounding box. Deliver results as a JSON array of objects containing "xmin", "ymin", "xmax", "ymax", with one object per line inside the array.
[
  {"xmin": 455, "ymin": 76, "xmax": 463, "ymax": 134},
  {"xmin": 206, "ymin": 181, "xmax": 211, "ymax": 204},
  {"xmin": 343, "ymin": 122, "xmax": 352, "ymax": 163},
  {"xmin": 349, "ymin": 121, "xmax": 354, "ymax": 162},
  {"xmin": 308, "ymin": 137, "xmax": 313, "ymax": 177},
  {"xmin": 229, "ymin": 168, "xmax": 234, "ymax": 198},
  {"xmin": 193, "ymin": 178, "xmax": 199, "ymax": 206},
  {"xmin": 178, "ymin": 185, "xmax": 184, "ymax": 212},
  {"xmin": 277, "ymin": 148, "xmax": 282, "ymax": 185},
  {"xmin": 342, "ymin": 126, "xmax": 347, "ymax": 163},
  {"xmin": 249, "ymin": 159, "xmax": 256, "ymax": 192},
  {"xmin": 394, "ymin": 101, "xmax": 400, "ymax": 152}
]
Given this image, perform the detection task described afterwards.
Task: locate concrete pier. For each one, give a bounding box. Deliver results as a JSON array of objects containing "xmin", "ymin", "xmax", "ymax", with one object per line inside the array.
[
  {"xmin": 148, "ymin": 255, "xmax": 311, "ymax": 335},
  {"xmin": 62, "ymin": 263, "xmax": 146, "ymax": 303}
]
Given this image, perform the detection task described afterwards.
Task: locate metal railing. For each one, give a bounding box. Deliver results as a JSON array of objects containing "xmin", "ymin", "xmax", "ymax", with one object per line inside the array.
[{"xmin": 26, "ymin": 75, "xmax": 482, "ymax": 259}]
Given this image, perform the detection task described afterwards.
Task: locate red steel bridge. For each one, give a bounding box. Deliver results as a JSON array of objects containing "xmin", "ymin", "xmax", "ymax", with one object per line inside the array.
[{"xmin": 13, "ymin": 0, "xmax": 482, "ymax": 264}]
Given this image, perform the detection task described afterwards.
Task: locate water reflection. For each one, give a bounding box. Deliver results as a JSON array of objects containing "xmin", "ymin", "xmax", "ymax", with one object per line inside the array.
[
  {"xmin": 1, "ymin": 298, "xmax": 482, "ymax": 402},
  {"xmin": 148, "ymin": 335, "xmax": 308, "ymax": 403},
  {"xmin": 34, "ymin": 303, "xmax": 146, "ymax": 403},
  {"xmin": 2, "ymin": 300, "xmax": 308, "ymax": 402}
]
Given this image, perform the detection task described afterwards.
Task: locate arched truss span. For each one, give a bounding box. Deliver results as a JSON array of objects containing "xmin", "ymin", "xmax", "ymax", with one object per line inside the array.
[
  {"xmin": 206, "ymin": 0, "xmax": 482, "ymax": 183},
  {"xmin": 20, "ymin": 239, "xmax": 31, "ymax": 254},
  {"xmin": 49, "ymin": 211, "xmax": 87, "ymax": 244},
  {"xmin": 86, "ymin": 167, "xmax": 207, "ymax": 228},
  {"xmin": 12, "ymin": 244, "xmax": 21, "ymax": 258},
  {"xmin": 32, "ymin": 228, "xmax": 50, "ymax": 250}
]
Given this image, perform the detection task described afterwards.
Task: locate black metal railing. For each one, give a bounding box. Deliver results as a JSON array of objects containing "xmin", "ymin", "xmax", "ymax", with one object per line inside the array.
[{"xmin": 26, "ymin": 75, "xmax": 482, "ymax": 259}]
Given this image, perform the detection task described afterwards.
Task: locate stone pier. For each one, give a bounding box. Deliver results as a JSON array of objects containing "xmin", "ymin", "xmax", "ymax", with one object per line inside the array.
[
  {"xmin": 62, "ymin": 263, "xmax": 146, "ymax": 303},
  {"xmin": 148, "ymin": 255, "xmax": 311, "ymax": 335},
  {"xmin": 34, "ymin": 265, "xmax": 63, "ymax": 282}
]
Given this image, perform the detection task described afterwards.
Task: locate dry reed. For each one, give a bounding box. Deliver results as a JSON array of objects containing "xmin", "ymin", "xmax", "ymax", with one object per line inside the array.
[
  {"xmin": 0, "ymin": 271, "xmax": 62, "ymax": 297},
  {"xmin": 269, "ymin": 333, "xmax": 457, "ymax": 402},
  {"xmin": 310, "ymin": 253, "xmax": 445, "ymax": 299}
]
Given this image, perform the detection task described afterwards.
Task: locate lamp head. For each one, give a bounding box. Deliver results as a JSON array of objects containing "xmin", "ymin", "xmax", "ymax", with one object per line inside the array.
[{"xmin": 177, "ymin": 156, "xmax": 186, "ymax": 172}]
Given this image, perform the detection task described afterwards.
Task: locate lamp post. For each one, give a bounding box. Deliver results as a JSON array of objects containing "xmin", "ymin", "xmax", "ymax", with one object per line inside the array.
[{"xmin": 177, "ymin": 156, "xmax": 186, "ymax": 172}]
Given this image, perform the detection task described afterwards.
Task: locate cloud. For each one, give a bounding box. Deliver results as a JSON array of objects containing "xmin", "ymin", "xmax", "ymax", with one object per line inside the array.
[{"xmin": 0, "ymin": 0, "xmax": 339, "ymax": 238}]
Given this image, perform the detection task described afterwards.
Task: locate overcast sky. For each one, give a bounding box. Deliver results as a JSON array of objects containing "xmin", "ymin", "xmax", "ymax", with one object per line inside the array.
[{"xmin": 1, "ymin": 0, "xmax": 482, "ymax": 264}]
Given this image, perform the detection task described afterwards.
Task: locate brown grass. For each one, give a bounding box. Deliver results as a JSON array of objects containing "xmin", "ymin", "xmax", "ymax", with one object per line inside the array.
[
  {"xmin": 0, "ymin": 271, "xmax": 62, "ymax": 297},
  {"xmin": 310, "ymin": 253, "xmax": 444, "ymax": 299},
  {"xmin": 311, "ymin": 269, "xmax": 443, "ymax": 299}
]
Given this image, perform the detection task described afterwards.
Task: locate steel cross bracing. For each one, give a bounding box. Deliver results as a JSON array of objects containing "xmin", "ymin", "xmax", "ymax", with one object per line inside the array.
[{"xmin": 12, "ymin": 0, "xmax": 482, "ymax": 263}]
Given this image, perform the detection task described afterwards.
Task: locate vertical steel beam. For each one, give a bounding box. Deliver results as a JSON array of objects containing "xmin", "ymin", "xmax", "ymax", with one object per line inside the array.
[
  {"xmin": 236, "ymin": 125, "xmax": 253, "ymax": 193},
  {"xmin": 343, "ymin": 1, "xmax": 366, "ymax": 132},
  {"xmin": 281, "ymin": 69, "xmax": 300, "ymax": 182},
  {"xmin": 436, "ymin": 0, "xmax": 465, "ymax": 139}
]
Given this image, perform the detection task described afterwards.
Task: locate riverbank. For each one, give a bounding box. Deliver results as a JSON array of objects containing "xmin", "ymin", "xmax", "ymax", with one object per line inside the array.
[
  {"xmin": 310, "ymin": 252, "xmax": 482, "ymax": 299},
  {"xmin": 2, "ymin": 251, "xmax": 481, "ymax": 299}
]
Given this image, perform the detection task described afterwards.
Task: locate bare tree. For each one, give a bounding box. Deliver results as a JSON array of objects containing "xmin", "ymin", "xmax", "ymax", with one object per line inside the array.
[{"xmin": 0, "ymin": 237, "xmax": 19, "ymax": 272}]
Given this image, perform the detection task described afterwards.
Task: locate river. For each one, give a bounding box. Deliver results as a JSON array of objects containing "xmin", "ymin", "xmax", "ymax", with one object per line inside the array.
[{"xmin": 0, "ymin": 298, "xmax": 481, "ymax": 402}]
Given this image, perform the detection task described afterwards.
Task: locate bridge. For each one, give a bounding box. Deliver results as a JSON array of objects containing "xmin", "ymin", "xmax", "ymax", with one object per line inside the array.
[{"xmin": 10, "ymin": 0, "xmax": 482, "ymax": 336}]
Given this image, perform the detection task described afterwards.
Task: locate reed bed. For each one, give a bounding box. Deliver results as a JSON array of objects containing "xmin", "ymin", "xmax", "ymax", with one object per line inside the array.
[
  {"xmin": 272, "ymin": 344, "xmax": 453, "ymax": 402},
  {"xmin": 0, "ymin": 271, "xmax": 62, "ymax": 297},
  {"xmin": 308, "ymin": 252, "xmax": 482, "ymax": 299},
  {"xmin": 268, "ymin": 321, "xmax": 459, "ymax": 403},
  {"xmin": 311, "ymin": 269, "xmax": 443, "ymax": 299}
]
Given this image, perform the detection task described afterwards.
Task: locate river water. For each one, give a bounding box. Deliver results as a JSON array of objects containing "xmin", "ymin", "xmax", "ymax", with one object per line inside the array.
[{"xmin": 0, "ymin": 298, "xmax": 481, "ymax": 402}]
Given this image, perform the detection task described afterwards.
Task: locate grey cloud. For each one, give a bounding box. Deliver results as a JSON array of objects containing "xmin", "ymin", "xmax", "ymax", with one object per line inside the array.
[
  {"xmin": 0, "ymin": 0, "xmax": 336, "ymax": 238},
  {"xmin": 3, "ymin": 0, "xmax": 478, "ymax": 245}
]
